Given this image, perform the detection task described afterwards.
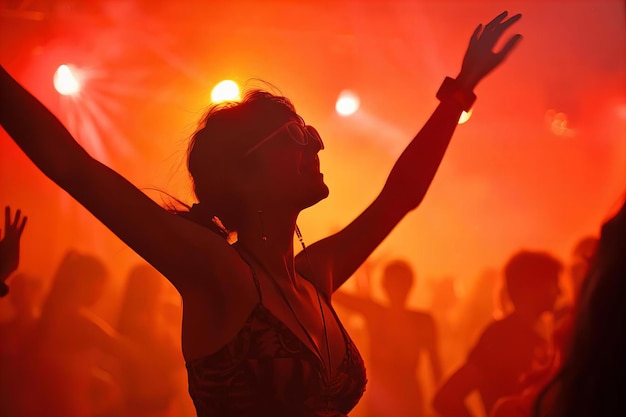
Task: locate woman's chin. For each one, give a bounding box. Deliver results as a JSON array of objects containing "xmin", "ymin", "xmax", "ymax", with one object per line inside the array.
[{"xmin": 302, "ymin": 182, "xmax": 329, "ymax": 209}]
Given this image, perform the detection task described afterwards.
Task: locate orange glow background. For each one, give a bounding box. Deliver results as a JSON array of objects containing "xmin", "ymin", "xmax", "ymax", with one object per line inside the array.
[{"xmin": 1, "ymin": 0, "xmax": 625, "ymax": 312}]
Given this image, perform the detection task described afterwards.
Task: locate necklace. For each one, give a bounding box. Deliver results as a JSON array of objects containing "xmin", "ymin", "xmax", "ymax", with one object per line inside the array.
[
  {"xmin": 237, "ymin": 236, "xmax": 333, "ymax": 381},
  {"xmin": 295, "ymin": 225, "xmax": 333, "ymax": 378},
  {"xmin": 275, "ymin": 259, "xmax": 332, "ymax": 381}
]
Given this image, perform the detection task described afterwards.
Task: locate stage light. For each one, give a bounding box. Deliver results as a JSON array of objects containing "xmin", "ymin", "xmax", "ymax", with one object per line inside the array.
[
  {"xmin": 211, "ymin": 80, "xmax": 240, "ymax": 103},
  {"xmin": 458, "ymin": 109, "xmax": 473, "ymax": 124},
  {"xmin": 53, "ymin": 64, "xmax": 81, "ymax": 96},
  {"xmin": 335, "ymin": 90, "xmax": 360, "ymax": 116}
]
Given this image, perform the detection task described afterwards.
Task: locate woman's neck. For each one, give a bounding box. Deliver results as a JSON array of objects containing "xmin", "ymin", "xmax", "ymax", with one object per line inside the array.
[{"xmin": 236, "ymin": 208, "xmax": 299, "ymax": 287}]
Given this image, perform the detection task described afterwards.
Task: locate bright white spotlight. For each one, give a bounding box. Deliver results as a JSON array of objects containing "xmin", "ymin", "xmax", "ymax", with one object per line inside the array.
[
  {"xmin": 211, "ymin": 80, "xmax": 240, "ymax": 103},
  {"xmin": 335, "ymin": 90, "xmax": 360, "ymax": 116},
  {"xmin": 458, "ymin": 109, "xmax": 473, "ymax": 124},
  {"xmin": 53, "ymin": 64, "xmax": 81, "ymax": 96}
]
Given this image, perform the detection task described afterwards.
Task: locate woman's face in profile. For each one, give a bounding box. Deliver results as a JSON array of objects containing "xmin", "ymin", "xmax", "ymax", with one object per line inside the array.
[{"xmin": 244, "ymin": 120, "xmax": 329, "ymax": 210}]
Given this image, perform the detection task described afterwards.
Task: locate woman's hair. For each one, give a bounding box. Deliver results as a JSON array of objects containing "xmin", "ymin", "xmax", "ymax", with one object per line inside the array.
[
  {"xmin": 183, "ymin": 89, "xmax": 302, "ymax": 232},
  {"xmin": 533, "ymin": 198, "xmax": 626, "ymax": 417}
]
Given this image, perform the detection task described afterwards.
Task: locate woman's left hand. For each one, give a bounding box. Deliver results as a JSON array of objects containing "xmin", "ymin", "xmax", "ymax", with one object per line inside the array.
[{"xmin": 457, "ymin": 11, "xmax": 523, "ymax": 91}]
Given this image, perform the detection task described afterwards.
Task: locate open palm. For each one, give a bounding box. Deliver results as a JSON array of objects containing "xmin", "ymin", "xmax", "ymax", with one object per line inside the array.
[{"xmin": 0, "ymin": 206, "xmax": 27, "ymax": 281}]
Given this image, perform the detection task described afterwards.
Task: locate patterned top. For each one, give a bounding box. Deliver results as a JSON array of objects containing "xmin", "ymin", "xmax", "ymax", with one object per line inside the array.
[{"xmin": 186, "ymin": 270, "xmax": 367, "ymax": 417}]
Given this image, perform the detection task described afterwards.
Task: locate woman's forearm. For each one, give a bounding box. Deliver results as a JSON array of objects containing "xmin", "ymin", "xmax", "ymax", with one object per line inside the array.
[
  {"xmin": 0, "ymin": 65, "xmax": 93, "ymax": 187},
  {"xmin": 381, "ymin": 97, "xmax": 464, "ymax": 212}
]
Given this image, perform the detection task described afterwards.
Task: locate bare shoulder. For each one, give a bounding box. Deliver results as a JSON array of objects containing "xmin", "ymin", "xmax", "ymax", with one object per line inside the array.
[
  {"xmin": 295, "ymin": 249, "xmax": 333, "ymax": 297},
  {"xmin": 160, "ymin": 216, "xmax": 255, "ymax": 298},
  {"xmin": 175, "ymin": 236, "xmax": 258, "ymax": 360}
]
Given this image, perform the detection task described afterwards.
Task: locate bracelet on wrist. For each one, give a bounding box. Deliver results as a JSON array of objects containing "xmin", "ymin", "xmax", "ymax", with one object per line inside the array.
[{"xmin": 436, "ymin": 76, "xmax": 476, "ymax": 112}]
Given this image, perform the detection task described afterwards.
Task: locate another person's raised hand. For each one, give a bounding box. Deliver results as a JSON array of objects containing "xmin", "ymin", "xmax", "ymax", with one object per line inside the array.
[
  {"xmin": 0, "ymin": 206, "xmax": 28, "ymax": 296},
  {"xmin": 457, "ymin": 11, "xmax": 523, "ymax": 91}
]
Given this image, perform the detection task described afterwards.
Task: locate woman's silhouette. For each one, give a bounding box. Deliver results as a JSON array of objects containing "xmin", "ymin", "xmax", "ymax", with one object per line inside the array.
[{"xmin": 0, "ymin": 11, "xmax": 522, "ymax": 416}]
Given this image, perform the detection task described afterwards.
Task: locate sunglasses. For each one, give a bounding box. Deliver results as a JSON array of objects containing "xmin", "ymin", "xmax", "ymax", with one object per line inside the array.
[{"xmin": 242, "ymin": 120, "xmax": 324, "ymax": 158}]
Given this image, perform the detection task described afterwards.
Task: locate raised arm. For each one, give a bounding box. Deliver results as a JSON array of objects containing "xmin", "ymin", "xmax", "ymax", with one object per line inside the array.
[
  {"xmin": 0, "ymin": 206, "xmax": 27, "ymax": 297},
  {"xmin": 297, "ymin": 12, "xmax": 522, "ymax": 295},
  {"xmin": 0, "ymin": 66, "xmax": 245, "ymax": 292}
]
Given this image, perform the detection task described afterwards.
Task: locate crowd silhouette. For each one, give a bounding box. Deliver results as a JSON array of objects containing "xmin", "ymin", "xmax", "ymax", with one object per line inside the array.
[
  {"xmin": 0, "ymin": 236, "xmax": 190, "ymax": 417},
  {"xmin": 114, "ymin": 263, "xmax": 186, "ymax": 417},
  {"xmin": 1, "ymin": 194, "xmax": 621, "ymax": 417}
]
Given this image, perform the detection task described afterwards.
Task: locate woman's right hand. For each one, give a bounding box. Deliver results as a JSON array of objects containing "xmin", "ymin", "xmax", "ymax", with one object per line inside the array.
[{"xmin": 456, "ymin": 11, "xmax": 523, "ymax": 91}]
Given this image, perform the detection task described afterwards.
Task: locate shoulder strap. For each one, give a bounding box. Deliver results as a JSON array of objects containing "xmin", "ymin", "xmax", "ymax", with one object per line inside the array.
[
  {"xmin": 234, "ymin": 246, "xmax": 264, "ymax": 304},
  {"xmin": 248, "ymin": 263, "xmax": 263, "ymax": 304}
]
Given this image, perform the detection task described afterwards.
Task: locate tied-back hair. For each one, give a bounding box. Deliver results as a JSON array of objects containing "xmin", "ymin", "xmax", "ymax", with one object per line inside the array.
[{"xmin": 180, "ymin": 89, "xmax": 303, "ymax": 236}]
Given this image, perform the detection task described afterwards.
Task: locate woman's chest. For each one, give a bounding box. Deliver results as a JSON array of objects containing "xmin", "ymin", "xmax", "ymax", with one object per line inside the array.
[{"xmin": 256, "ymin": 276, "xmax": 347, "ymax": 377}]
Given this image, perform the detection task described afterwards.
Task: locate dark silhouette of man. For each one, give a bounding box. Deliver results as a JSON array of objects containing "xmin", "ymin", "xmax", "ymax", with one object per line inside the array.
[
  {"xmin": 433, "ymin": 250, "xmax": 562, "ymax": 417},
  {"xmin": 334, "ymin": 259, "xmax": 442, "ymax": 417}
]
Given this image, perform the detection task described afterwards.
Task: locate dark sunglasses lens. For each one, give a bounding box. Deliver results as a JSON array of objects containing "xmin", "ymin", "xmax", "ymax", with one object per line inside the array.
[
  {"xmin": 306, "ymin": 126, "xmax": 324, "ymax": 150},
  {"xmin": 286, "ymin": 123, "xmax": 307, "ymax": 145}
]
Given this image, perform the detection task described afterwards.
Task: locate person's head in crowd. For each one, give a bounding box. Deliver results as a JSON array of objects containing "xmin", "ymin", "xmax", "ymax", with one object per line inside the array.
[
  {"xmin": 381, "ymin": 259, "xmax": 414, "ymax": 308},
  {"xmin": 504, "ymin": 250, "xmax": 563, "ymax": 318},
  {"xmin": 42, "ymin": 250, "xmax": 108, "ymax": 315}
]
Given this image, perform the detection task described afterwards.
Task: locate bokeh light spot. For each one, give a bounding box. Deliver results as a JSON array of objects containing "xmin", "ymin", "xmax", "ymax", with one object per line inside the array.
[
  {"xmin": 211, "ymin": 80, "xmax": 240, "ymax": 103},
  {"xmin": 53, "ymin": 64, "xmax": 81, "ymax": 96},
  {"xmin": 335, "ymin": 90, "xmax": 360, "ymax": 116},
  {"xmin": 458, "ymin": 109, "xmax": 473, "ymax": 124}
]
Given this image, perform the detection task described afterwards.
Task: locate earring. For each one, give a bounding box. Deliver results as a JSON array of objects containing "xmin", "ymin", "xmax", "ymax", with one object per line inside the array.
[
  {"xmin": 295, "ymin": 224, "xmax": 306, "ymax": 251},
  {"xmin": 296, "ymin": 224, "xmax": 316, "ymax": 277}
]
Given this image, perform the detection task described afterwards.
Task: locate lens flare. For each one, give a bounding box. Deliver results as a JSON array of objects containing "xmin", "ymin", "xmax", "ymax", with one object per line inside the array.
[{"xmin": 53, "ymin": 64, "xmax": 81, "ymax": 96}]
